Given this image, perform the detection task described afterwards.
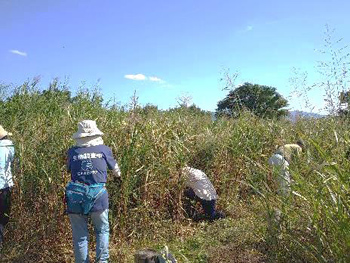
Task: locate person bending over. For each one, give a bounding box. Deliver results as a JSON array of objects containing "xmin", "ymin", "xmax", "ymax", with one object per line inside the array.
[{"xmin": 182, "ymin": 166, "xmax": 225, "ymax": 222}]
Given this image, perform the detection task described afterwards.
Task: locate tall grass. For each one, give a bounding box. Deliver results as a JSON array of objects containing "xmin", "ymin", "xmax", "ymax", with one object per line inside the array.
[
  {"xmin": 0, "ymin": 80, "xmax": 349, "ymax": 262},
  {"xmin": 261, "ymin": 118, "xmax": 350, "ymax": 262}
]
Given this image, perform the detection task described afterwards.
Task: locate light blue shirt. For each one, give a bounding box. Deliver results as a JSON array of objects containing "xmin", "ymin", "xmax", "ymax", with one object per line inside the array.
[{"xmin": 0, "ymin": 139, "xmax": 15, "ymax": 189}]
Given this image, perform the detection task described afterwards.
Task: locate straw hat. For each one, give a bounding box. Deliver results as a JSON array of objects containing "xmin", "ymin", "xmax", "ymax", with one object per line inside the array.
[
  {"xmin": 72, "ymin": 120, "xmax": 104, "ymax": 139},
  {"xmin": 0, "ymin": 125, "xmax": 12, "ymax": 139}
]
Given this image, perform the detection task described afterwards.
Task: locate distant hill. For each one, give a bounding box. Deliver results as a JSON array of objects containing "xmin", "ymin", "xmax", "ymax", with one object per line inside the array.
[
  {"xmin": 210, "ymin": 110, "xmax": 325, "ymax": 121},
  {"xmin": 288, "ymin": 110, "xmax": 325, "ymax": 122}
]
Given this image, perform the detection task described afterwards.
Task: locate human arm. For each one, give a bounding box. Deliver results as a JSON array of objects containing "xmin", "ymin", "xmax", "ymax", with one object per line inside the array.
[
  {"xmin": 112, "ymin": 163, "xmax": 121, "ymax": 177},
  {"xmin": 105, "ymin": 146, "xmax": 121, "ymax": 178}
]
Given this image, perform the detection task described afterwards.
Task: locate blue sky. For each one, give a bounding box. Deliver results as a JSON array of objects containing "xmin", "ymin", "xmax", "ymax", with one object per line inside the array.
[{"xmin": 1, "ymin": 0, "xmax": 350, "ymax": 113}]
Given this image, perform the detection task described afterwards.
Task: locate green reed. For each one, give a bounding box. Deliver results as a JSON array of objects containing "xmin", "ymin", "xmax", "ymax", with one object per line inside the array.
[{"xmin": 0, "ymin": 80, "xmax": 349, "ymax": 262}]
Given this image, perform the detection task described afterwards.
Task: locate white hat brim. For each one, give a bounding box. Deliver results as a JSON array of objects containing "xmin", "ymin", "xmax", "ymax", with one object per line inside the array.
[{"xmin": 72, "ymin": 131, "xmax": 104, "ymax": 139}]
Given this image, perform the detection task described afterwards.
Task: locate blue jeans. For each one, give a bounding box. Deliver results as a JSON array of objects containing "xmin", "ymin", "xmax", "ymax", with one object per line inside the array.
[
  {"xmin": 184, "ymin": 188, "xmax": 216, "ymax": 219},
  {"xmin": 68, "ymin": 209, "xmax": 109, "ymax": 263}
]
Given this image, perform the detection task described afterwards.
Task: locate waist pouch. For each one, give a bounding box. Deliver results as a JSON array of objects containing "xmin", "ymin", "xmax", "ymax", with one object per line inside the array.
[{"xmin": 65, "ymin": 181, "xmax": 106, "ymax": 215}]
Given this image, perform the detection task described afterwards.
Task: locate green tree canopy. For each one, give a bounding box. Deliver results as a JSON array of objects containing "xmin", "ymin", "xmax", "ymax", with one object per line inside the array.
[{"xmin": 216, "ymin": 82, "xmax": 288, "ymax": 119}]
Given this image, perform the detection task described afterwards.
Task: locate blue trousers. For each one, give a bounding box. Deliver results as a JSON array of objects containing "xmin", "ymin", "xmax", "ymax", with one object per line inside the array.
[{"xmin": 68, "ymin": 209, "xmax": 109, "ymax": 263}]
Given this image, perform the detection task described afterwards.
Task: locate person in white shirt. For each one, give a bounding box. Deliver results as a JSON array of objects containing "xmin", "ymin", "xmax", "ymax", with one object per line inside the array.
[
  {"xmin": 268, "ymin": 140, "xmax": 305, "ymax": 196},
  {"xmin": 181, "ymin": 166, "xmax": 225, "ymax": 221},
  {"xmin": 0, "ymin": 125, "xmax": 15, "ymax": 245}
]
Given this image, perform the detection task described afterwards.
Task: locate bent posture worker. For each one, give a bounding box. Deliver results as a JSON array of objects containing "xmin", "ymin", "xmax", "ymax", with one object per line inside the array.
[
  {"xmin": 182, "ymin": 166, "xmax": 225, "ymax": 221},
  {"xmin": 268, "ymin": 140, "xmax": 305, "ymax": 196}
]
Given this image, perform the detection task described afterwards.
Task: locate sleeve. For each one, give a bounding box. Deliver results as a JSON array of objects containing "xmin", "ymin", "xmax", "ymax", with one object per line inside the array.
[
  {"xmin": 105, "ymin": 147, "xmax": 118, "ymax": 170},
  {"xmin": 9, "ymin": 145, "xmax": 15, "ymax": 162},
  {"xmin": 105, "ymin": 147, "xmax": 121, "ymax": 177},
  {"xmin": 4, "ymin": 146, "xmax": 14, "ymax": 170}
]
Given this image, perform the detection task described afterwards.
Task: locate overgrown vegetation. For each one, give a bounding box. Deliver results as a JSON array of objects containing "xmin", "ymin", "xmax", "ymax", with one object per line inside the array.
[{"xmin": 0, "ymin": 78, "xmax": 349, "ymax": 263}]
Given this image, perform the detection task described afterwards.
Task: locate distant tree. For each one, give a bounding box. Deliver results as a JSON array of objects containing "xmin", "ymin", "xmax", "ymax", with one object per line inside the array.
[
  {"xmin": 142, "ymin": 103, "xmax": 159, "ymax": 115},
  {"xmin": 216, "ymin": 82, "xmax": 288, "ymax": 119},
  {"xmin": 169, "ymin": 103, "xmax": 211, "ymax": 117},
  {"xmin": 186, "ymin": 104, "xmax": 210, "ymax": 116}
]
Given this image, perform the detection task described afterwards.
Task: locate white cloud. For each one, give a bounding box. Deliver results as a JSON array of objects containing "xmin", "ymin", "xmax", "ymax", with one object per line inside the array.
[
  {"xmin": 246, "ymin": 25, "xmax": 253, "ymax": 31},
  {"xmin": 237, "ymin": 25, "xmax": 254, "ymax": 34},
  {"xmin": 149, "ymin": 76, "xmax": 162, "ymax": 82},
  {"xmin": 125, "ymin": 74, "xmax": 164, "ymax": 83},
  {"xmin": 9, "ymin": 49, "xmax": 27, "ymax": 57},
  {"xmin": 124, "ymin": 74, "xmax": 147, "ymax": 80}
]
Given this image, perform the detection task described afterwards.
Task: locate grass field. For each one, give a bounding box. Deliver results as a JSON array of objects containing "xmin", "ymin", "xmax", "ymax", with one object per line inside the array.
[{"xmin": 0, "ymin": 81, "xmax": 349, "ymax": 262}]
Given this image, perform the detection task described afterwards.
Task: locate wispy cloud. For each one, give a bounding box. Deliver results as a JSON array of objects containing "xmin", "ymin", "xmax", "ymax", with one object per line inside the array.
[
  {"xmin": 149, "ymin": 76, "xmax": 162, "ymax": 82},
  {"xmin": 9, "ymin": 49, "xmax": 27, "ymax": 57},
  {"xmin": 124, "ymin": 74, "xmax": 147, "ymax": 80},
  {"xmin": 245, "ymin": 25, "xmax": 253, "ymax": 31},
  {"xmin": 237, "ymin": 25, "xmax": 254, "ymax": 34},
  {"xmin": 125, "ymin": 74, "xmax": 164, "ymax": 83}
]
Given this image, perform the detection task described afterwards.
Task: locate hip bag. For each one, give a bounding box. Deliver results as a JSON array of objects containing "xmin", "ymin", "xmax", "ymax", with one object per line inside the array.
[{"xmin": 65, "ymin": 181, "xmax": 106, "ymax": 215}]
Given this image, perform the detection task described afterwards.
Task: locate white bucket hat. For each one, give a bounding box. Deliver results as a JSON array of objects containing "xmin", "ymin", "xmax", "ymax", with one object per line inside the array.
[
  {"xmin": 0, "ymin": 125, "xmax": 12, "ymax": 139},
  {"xmin": 72, "ymin": 120, "xmax": 104, "ymax": 139}
]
